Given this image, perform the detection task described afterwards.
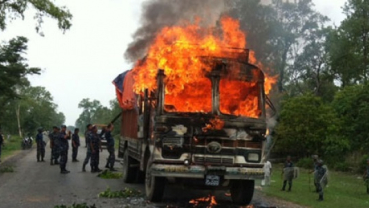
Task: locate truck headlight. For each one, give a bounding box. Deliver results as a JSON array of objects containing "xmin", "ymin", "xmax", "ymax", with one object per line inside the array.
[{"xmin": 247, "ymin": 153, "xmax": 259, "ymax": 162}]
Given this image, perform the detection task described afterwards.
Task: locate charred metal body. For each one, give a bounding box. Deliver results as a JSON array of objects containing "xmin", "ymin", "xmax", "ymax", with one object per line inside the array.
[{"xmin": 119, "ymin": 49, "xmax": 267, "ymax": 205}]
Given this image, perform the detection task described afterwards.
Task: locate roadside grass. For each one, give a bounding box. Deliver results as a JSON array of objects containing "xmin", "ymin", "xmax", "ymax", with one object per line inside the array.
[
  {"xmin": 98, "ymin": 187, "xmax": 142, "ymax": 198},
  {"xmin": 1, "ymin": 135, "xmax": 22, "ymax": 160},
  {"xmin": 0, "ymin": 166, "xmax": 14, "ymax": 173},
  {"xmin": 261, "ymin": 164, "xmax": 369, "ymax": 208}
]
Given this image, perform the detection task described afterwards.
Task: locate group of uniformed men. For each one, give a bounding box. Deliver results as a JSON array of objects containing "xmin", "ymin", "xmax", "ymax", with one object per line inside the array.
[
  {"xmin": 35, "ymin": 123, "xmax": 116, "ymax": 174},
  {"xmin": 280, "ymin": 155, "xmax": 327, "ymax": 201}
]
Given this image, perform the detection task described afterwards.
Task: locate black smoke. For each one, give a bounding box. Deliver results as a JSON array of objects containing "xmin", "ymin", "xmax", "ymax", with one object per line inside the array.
[{"xmin": 124, "ymin": 0, "xmax": 229, "ymax": 62}]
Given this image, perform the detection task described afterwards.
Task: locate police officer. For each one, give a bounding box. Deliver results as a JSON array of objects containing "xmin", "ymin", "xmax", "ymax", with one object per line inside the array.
[
  {"xmin": 72, "ymin": 128, "xmax": 80, "ymax": 162},
  {"xmin": 53, "ymin": 127, "xmax": 61, "ymax": 165},
  {"xmin": 104, "ymin": 124, "xmax": 116, "ymax": 171},
  {"xmin": 316, "ymin": 159, "xmax": 327, "ymax": 201},
  {"xmin": 363, "ymin": 159, "xmax": 369, "ymax": 194},
  {"xmin": 90, "ymin": 125, "xmax": 102, "ymax": 173},
  {"xmin": 82, "ymin": 124, "xmax": 93, "ymax": 172},
  {"xmin": 281, "ymin": 156, "xmax": 294, "ymax": 192},
  {"xmin": 49, "ymin": 126, "xmax": 57, "ymax": 165},
  {"xmin": 312, "ymin": 155, "xmax": 319, "ymax": 192},
  {"xmin": 36, "ymin": 128, "xmax": 45, "ymax": 162},
  {"xmin": 0, "ymin": 130, "xmax": 4, "ymax": 163},
  {"xmin": 59, "ymin": 125, "xmax": 71, "ymax": 174}
]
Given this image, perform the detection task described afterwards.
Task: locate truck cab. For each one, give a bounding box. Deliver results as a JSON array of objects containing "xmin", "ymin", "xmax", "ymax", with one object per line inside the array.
[{"xmin": 117, "ymin": 48, "xmax": 267, "ymax": 205}]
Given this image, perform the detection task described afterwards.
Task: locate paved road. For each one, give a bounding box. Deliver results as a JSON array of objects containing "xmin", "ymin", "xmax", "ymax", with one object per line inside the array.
[{"xmin": 0, "ymin": 140, "xmax": 304, "ymax": 208}]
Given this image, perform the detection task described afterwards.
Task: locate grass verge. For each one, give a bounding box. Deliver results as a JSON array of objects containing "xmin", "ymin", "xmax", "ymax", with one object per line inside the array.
[
  {"xmin": 260, "ymin": 164, "xmax": 369, "ymax": 208},
  {"xmin": 1, "ymin": 135, "xmax": 22, "ymax": 160},
  {"xmin": 98, "ymin": 187, "xmax": 142, "ymax": 198}
]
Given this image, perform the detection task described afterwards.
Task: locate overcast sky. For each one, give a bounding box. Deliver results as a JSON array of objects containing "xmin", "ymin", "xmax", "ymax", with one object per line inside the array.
[{"xmin": 1, "ymin": 0, "xmax": 347, "ymax": 126}]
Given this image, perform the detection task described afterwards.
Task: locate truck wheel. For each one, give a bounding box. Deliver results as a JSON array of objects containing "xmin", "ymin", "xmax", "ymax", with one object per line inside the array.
[
  {"xmin": 145, "ymin": 160, "xmax": 165, "ymax": 202},
  {"xmin": 122, "ymin": 153, "xmax": 137, "ymax": 183},
  {"xmin": 230, "ymin": 180, "xmax": 254, "ymax": 205}
]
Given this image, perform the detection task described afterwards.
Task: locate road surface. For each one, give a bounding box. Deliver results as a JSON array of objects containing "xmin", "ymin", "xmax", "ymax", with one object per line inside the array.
[{"xmin": 0, "ymin": 140, "xmax": 304, "ymax": 208}]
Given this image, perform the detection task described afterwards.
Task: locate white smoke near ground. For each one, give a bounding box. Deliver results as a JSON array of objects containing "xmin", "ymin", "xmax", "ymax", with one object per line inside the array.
[{"xmin": 124, "ymin": 0, "xmax": 229, "ymax": 62}]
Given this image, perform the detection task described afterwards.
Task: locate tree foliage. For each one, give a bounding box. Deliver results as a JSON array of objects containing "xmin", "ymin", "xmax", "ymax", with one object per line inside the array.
[
  {"xmin": 0, "ymin": 0, "xmax": 72, "ymax": 33},
  {"xmin": 1, "ymin": 86, "xmax": 65, "ymax": 136},
  {"xmin": 332, "ymin": 84, "xmax": 369, "ymax": 151},
  {"xmin": 75, "ymin": 99, "xmax": 121, "ymax": 136},
  {"xmin": 0, "ymin": 37, "xmax": 40, "ymax": 101},
  {"xmin": 275, "ymin": 94, "xmax": 349, "ymax": 161}
]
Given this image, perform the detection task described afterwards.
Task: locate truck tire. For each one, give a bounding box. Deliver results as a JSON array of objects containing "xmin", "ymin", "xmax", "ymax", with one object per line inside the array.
[
  {"xmin": 122, "ymin": 153, "xmax": 137, "ymax": 183},
  {"xmin": 145, "ymin": 160, "xmax": 165, "ymax": 202},
  {"xmin": 230, "ymin": 179, "xmax": 254, "ymax": 205}
]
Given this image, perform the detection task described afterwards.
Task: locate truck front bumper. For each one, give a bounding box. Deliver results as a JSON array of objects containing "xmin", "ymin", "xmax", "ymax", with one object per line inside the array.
[{"xmin": 151, "ymin": 164, "xmax": 264, "ymax": 180}]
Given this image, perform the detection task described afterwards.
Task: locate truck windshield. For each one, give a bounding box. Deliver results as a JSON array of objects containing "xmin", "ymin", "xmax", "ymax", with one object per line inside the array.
[
  {"xmin": 219, "ymin": 79, "xmax": 261, "ymax": 118},
  {"xmin": 164, "ymin": 77, "xmax": 212, "ymax": 113}
]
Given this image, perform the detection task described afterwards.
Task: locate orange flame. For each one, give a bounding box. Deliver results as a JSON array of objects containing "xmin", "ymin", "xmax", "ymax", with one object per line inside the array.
[
  {"xmin": 189, "ymin": 195, "xmax": 217, "ymax": 207},
  {"xmin": 131, "ymin": 16, "xmax": 276, "ymax": 117},
  {"xmin": 202, "ymin": 117, "xmax": 225, "ymax": 132}
]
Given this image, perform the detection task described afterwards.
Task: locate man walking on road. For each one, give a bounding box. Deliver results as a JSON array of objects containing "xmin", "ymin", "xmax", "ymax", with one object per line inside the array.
[
  {"xmin": 82, "ymin": 124, "xmax": 92, "ymax": 172},
  {"xmin": 72, "ymin": 128, "xmax": 80, "ymax": 162},
  {"xmin": 36, "ymin": 128, "xmax": 45, "ymax": 162},
  {"xmin": 59, "ymin": 125, "xmax": 71, "ymax": 174},
  {"xmin": 104, "ymin": 124, "xmax": 116, "ymax": 171}
]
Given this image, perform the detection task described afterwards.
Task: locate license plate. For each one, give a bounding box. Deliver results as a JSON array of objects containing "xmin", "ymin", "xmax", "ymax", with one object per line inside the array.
[{"xmin": 205, "ymin": 175, "xmax": 220, "ymax": 186}]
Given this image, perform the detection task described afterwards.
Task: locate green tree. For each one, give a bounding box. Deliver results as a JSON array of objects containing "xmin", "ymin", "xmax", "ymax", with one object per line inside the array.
[
  {"xmin": 328, "ymin": 0, "xmax": 369, "ymax": 86},
  {"xmin": 286, "ymin": 27, "xmax": 338, "ymax": 101},
  {"xmin": 332, "ymin": 84, "xmax": 369, "ymax": 151},
  {"xmin": 0, "ymin": 37, "xmax": 40, "ymax": 101},
  {"xmin": 1, "ymin": 86, "xmax": 65, "ymax": 137},
  {"xmin": 275, "ymin": 94, "xmax": 348, "ymax": 161},
  {"xmin": 76, "ymin": 98, "xmax": 104, "ymax": 133},
  {"xmin": 0, "ymin": 0, "xmax": 72, "ymax": 33}
]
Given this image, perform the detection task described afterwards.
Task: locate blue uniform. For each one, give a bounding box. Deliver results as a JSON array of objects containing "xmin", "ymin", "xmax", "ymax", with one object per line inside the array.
[
  {"xmin": 49, "ymin": 132, "xmax": 60, "ymax": 164},
  {"xmin": 59, "ymin": 131, "xmax": 70, "ymax": 171},
  {"xmin": 316, "ymin": 165, "xmax": 327, "ymax": 200},
  {"xmin": 365, "ymin": 165, "xmax": 369, "ymax": 194},
  {"xmin": 90, "ymin": 132, "xmax": 100, "ymax": 171},
  {"xmin": 82, "ymin": 130, "xmax": 92, "ymax": 171},
  {"xmin": 36, "ymin": 132, "xmax": 45, "ymax": 161},
  {"xmin": 105, "ymin": 131, "xmax": 115, "ymax": 169},
  {"xmin": 0, "ymin": 134, "xmax": 3, "ymax": 161},
  {"xmin": 72, "ymin": 133, "xmax": 80, "ymax": 161},
  {"xmin": 282, "ymin": 160, "xmax": 294, "ymax": 191}
]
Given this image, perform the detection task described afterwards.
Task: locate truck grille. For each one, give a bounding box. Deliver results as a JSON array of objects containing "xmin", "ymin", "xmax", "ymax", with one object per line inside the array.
[{"xmin": 194, "ymin": 156, "xmax": 234, "ymax": 165}]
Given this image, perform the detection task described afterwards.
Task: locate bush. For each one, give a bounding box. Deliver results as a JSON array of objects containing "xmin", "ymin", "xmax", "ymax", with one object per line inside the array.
[
  {"xmin": 296, "ymin": 158, "xmax": 313, "ymax": 169},
  {"xmin": 359, "ymin": 154, "xmax": 369, "ymax": 174},
  {"xmin": 334, "ymin": 162, "xmax": 350, "ymax": 172}
]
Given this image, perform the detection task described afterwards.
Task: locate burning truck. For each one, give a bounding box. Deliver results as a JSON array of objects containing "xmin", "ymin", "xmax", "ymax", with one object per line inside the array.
[{"xmin": 113, "ymin": 16, "xmax": 275, "ymax": 205}]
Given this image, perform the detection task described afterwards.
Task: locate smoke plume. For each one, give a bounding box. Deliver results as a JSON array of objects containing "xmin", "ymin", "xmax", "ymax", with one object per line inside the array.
[{"xmin": 124, "ymin": 0, "xmax": 229, "ymax": 62}]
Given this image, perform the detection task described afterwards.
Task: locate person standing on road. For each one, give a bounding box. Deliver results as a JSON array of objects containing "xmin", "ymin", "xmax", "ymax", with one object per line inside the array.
[
  {"xmin": 263, "ymin": 160, "xmax": 272, "ymax": 186},
  {"xmin": 82, "ymin": 124, "xmax": 93, "ymax": 172},
  {"xmin": 59, "ymin": 125, "xmax": 71, "ymax": 174},
  {"xmin": 90, "ymin": 125, "xmax": 102, "ymax": 173},
  {"xmin": 49, "ymin": 126, "xmax": 57, "ymax": 165},
  {"xmin": 281, "ymin": 156, "xmax": 294, "ymax": 192},
  {"xmin": 0, "ymin": 130, "xmax": 4, "ymax": 163},
  {"xmin": 84, "ymin": 124, "xmax": 91, "ymax": 148},
  {"xmin": 36, "ymin": 128, "xmax": 45, "ymax": 162},
  {"xmin": 72, "ymin": 128, "xmax": 80, "ymax": 162},
  {"xmin": 104, "ymin": 124, "xmax": 116, "ymax": 171},
  {"xmin": 315, "ymin": 159, "xmax": 327, "ymax": 201},
  {"xmin": 52, "ymin": 127, "xmax": 61, "ymax": 165}
]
